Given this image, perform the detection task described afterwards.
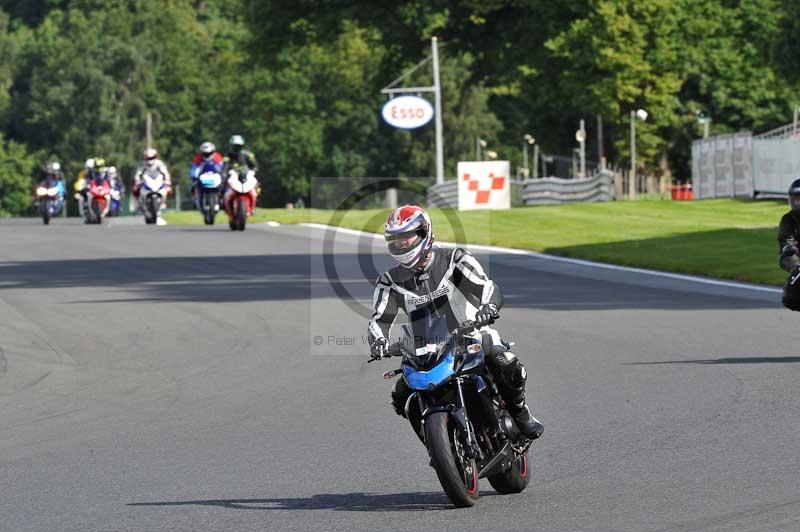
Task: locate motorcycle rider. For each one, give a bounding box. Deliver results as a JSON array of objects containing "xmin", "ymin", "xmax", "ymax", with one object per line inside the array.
[
  {"xmin": 83, "ymin": 157, "xmax": 108, "ymax": 188},
  {"xmin": 34, "ymin": 161, "xmax": 66, "ymax": 209},
  {"xmin": 189, "ymin": 141, "xmax": 224, "ymax": 207},
  {"xmin": 74, "ymin": 158, "xmax": 96, "ymax": 218},
  {"xmin": 132, "ymin": 148, "xmax": 172, "ymax": 224},
  {"xmin": 368, "ymin": 205, "xmax": 544, "ymax": 439},
  {"xmin": 105, "ymin": 166, "xmax": 125, "ymax": 216},
  {"xmin": 223, "ymin": 135, "xmax": 258, "ymax": 175},
  {"xmin": 222, "ymin": 134, "xmax": 259, "ymax": 210},
  {"xmin": 778, "ymin": 177, "xmax": 800, "ymax": 310}
]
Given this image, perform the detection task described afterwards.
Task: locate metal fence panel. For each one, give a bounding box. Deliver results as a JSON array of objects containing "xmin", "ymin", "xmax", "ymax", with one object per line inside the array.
[
  {"xmin": 692, "ymin": 133, "xmax": 754, "ymax": 199},
  {"xmin": 733, "ymin": 133, "xmax": 754, "ymax": 197},
  {"xmin": 752, "ymin": 138, "xmax": 800, "ymax": 195}
]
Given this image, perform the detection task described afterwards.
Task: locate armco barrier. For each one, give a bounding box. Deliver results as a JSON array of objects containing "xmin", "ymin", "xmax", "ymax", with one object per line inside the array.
[
  {"xmin": 519, "ymin": 172, "xmax": 612, "ymax": 205},
  {"xmin": 427, "ymin": 172, "xmax": 612, "ymax": 207},
  {"xmin": 426, "ymin": 181, "xmax": 459, "ymax": 208}
]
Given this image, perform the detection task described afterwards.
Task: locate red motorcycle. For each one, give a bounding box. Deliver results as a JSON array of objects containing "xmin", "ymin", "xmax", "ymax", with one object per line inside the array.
[
  {"xmin": 224, "ymin": 168, "xmax": 259, "ymax": 231},
  {"xmin": 85, "ymin": 179, "xmax": 112, "ymax": 224}
]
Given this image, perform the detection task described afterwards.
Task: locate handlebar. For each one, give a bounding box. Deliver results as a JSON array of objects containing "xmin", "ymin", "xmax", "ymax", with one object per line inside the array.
[{"xmin": 367, "ymin": 313, "xmax": 499, "ymax": 363}]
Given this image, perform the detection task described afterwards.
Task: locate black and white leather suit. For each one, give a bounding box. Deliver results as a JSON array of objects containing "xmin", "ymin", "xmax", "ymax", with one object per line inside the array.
[
  {"xmin": 778, "ymin": 210, "xmax": 800, "ymax": 310},
  {"xmin": 368, "ymin": 246, "xmax": 532, "ymax": 419}
]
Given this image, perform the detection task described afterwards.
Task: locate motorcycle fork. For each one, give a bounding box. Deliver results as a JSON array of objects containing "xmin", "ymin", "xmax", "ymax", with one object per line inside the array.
[{"xmin": 454, "ymin": 378, "xmax": 481, "ymax": 459}]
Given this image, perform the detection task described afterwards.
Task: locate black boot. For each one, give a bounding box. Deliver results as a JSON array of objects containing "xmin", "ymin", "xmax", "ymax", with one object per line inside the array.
[{"xmin": 507, "ymin": 401, "xmax": 544, "ymax": 440}]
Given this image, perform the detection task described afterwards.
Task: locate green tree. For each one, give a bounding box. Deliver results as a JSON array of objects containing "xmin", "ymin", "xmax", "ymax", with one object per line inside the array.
[{"xmin": 0, "ymin": 133, "xmax": 35, "ymax": 216}]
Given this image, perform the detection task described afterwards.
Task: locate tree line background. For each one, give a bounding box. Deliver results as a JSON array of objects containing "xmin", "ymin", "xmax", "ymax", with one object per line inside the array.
[{"xmin": 1, "ymin": 0, "xmax": 799, "ymax": 214}]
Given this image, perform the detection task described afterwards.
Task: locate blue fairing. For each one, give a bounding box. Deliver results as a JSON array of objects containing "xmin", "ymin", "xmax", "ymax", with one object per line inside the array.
[{"xmin": 403, "ymin": 353, "xmax": 456, "ymax": 391}]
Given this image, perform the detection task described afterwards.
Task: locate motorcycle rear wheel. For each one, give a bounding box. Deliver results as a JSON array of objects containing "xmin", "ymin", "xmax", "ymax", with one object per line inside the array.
[
  {"xmin": 425, "ymin": 411, "xmax": 479, "ymax": 507},
  {"xmin": 487, "ymin": 450, "xmax": 530, "ymax": 494}
]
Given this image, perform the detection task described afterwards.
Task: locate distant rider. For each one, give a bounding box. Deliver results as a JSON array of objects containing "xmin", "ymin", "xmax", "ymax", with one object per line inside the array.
[
  {"xmin": 74, "ymin": 158, "xmax": 96, "ymax": 217},
  {"xmin": 223, "ymin": 135, "xmax": 258, "ymax": 176},
  {"xmin": 222, "ymin": 134, "xmax": 259, "ymax": 209},
  {"xmin": 84, "ymin": 157, "xmax": 108, "ymax": 188},
  {"xmin": 778, "ymin": 177, "xmax": 800, "ymax": 310},
  {"xmin": 367, "ymin": 205, "xmax": 544, "ymax": 439},
  {"xmin": 35, "ymin": 161, "xmax": 66, "ymax": 207},
  {"xmin": 132, "ymin": 148, "xmax": 172, "ymax": 223},
  {"xmin": 189, "ymin": 141, "xmax": 224, "ymax": 206}
]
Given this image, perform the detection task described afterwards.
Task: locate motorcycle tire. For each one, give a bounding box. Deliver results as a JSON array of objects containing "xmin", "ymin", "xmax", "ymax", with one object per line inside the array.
[
  {"xmin": 204, "ymin": 193, "xmax": 215, "ymax": 225},
  {"xmin": 229, "ymin": 219, "xmax": 236, "ymax": 231},
  {"xmin": 424, "ymin": 411, "xmax": 479, "ymax": 507},
  {"xmin": 236, "ymin": 198, "xmax": 247, "ymax": 231},
  {"xmin": 487, "ymin": 450, "xmax": 530, "ymax": 494},
  {"xmin": 91, "ymin": 199, "xmax": 102, "ymax": 224},
  {"xmin": 40, "ymin": 201, "xmax": 50, "ymax": 225},
  {"xmin": 144, "ymin": 196, "xmax": 156, "ymax": 224}
]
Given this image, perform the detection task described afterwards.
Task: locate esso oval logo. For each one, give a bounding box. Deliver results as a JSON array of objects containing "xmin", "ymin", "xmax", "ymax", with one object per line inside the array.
[{"xmin": 381, "ymin": 96, "xmax": 434, "ymax": 129}]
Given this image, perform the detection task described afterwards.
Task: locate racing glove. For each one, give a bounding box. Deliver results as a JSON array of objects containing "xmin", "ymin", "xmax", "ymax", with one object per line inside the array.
[
  {"xmin": 475, "ymin": 303, "xmax": 499, "ymax": 327},
  {"xmin": 370, "ymin": 337, "xmax": 389, "ymax": 360}
]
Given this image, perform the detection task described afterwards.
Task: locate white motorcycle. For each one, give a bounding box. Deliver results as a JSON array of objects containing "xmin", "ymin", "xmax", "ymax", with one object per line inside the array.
[{"xmin": 141, "ymin": 168, "xmax": 168, "ymax": 225}]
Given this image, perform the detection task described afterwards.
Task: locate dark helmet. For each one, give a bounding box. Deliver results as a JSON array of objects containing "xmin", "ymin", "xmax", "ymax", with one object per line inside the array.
[{"xmin": 789, "ymin": 178, "xmax": 800, "ymax": 211}]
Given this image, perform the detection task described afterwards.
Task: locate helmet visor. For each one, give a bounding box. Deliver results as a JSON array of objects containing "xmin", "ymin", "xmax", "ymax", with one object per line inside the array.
[
  {"xmin": 790, "ymin": 195, "xmax": 800, "ymax": 211},
  {"xmin": 386, "ymin": 231, "xmax": 421, "ymax": 255}
]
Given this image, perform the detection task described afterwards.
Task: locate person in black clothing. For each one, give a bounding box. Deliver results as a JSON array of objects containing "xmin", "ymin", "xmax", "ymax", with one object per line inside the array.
[
  {"xmin": 778, "ymin": 178, "xmax": 800, "ymax": 310},
  {"xmin": 223, "ymin": 135, "xmax": 258, "ymax": 174},
  {"xmin": 368, "ymin": 205, "xmax": 543, "ymax": 439}
]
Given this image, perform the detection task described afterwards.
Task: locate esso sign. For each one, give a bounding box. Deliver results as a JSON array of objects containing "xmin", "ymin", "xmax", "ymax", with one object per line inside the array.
[{"xmin": 381, "ymin": 96, "xmax": 434, "ymax": 129}]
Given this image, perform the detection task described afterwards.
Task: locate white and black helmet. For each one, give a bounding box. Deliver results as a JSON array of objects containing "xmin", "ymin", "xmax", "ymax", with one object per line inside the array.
[
  {"xmin": 383, "ymin": 205, "xmax": 434, "ymax": 269},
  {"xmin": 200, "ymin": 141, "xmax": 215, "ymax": 159}
]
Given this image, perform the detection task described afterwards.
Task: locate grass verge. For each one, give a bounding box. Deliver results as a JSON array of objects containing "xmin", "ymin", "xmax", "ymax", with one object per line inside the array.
[{"xmin": 164, "ymin": 199, "xmax": 788, "ymax": 286}]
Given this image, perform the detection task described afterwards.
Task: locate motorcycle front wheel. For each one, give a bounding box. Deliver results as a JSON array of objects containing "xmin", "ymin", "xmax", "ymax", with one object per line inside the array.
[
  {"xmin": 203, "ymin": 191, "xmax": 215, "ymax": 225},
  {"xmin": 91, "ymin": 199, "xmax": 102, "ymax": 224},
  {"xmin": 425, "ymin": 411, "xmax": 479, "ymax": 507},
  {"xmin": 40, "ymin": 200, "xmax": 50, "ymax": 225},
  {"xmin": 144, "ymin": 196, "xmax": 156, "ymax": 224},
  {"xmin": 236, "ymin": 198, "xmax": 247, "ymax": 231}
]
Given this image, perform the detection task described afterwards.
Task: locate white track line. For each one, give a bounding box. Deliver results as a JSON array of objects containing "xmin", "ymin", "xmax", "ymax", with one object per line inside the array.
[{"xmin": 301, "ymin": 222, "xmax": 782, "ymax": 295}]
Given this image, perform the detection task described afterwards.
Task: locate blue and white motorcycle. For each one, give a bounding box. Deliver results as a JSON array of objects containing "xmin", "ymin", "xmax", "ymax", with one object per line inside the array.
[
  {"xmin": 193, "ymin": 161, "xmax": 223, "ymax": 225},
  {"xmin": 370, "ymin": 315, "xmax": 533, "ymax": 507}
]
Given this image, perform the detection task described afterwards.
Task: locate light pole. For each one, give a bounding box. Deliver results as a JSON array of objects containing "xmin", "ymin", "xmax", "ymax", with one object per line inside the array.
[
  {"xmin": 575, "ymin": 120, "xmax": 586, "ymax": 178},
  {"xmin": 522, "ymin": 134, "xmax": 534, "ymax": 178},
  {"xmin": 485, "ymin": 150, "xmax": 498, "ymax": 160},
  {"xmin": 380, "ymin": 36, "xmax": 445, "ymax": 184},
  {"xmin": 696, "ymin": 110, "xmax": 710, "ymax": 139},
  {"xmin": 630, "ymin": 108, "xmax": 648, "ymax": 200},
  {"xmin": 476, "ymin": 137, "xmax": 487, "ymax": 161}
]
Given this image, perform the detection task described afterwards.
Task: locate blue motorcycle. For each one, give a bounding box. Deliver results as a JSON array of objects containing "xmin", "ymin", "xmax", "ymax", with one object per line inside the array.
[
  {"xmin": 192, "ymin": 161, "xmax": 223, "ymax": 225},
  {"xmin": 371, "ymin": 316, "xmax": 533, "ymax": 507}
]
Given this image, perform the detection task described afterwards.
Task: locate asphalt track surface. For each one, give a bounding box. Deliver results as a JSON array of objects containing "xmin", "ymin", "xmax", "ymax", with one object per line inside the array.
[{"xmin": 1, "ymin": 219, "xmax": 799, "ymax": 532}]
